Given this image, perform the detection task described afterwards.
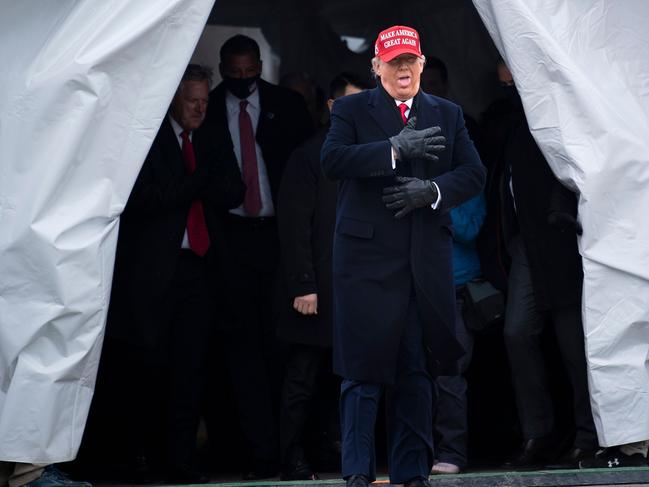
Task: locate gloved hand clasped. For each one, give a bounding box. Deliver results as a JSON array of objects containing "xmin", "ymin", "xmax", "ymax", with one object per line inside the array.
[
  {"xmin": 382, "ymin": 176, "xmax": 439, "ymax": 219},
  {"xmin": 389, "ymin": 116, "xmax": 446, "ymax": 162}
]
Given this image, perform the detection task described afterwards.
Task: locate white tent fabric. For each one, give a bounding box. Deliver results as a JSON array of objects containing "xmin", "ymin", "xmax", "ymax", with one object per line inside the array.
[
  {"xmin": 473, "ymin": 0, "xmax": 649, "ymax": 447},
  {"xmin": 0, "ymin": 0, "xmax": 214, "ymax": 462}
]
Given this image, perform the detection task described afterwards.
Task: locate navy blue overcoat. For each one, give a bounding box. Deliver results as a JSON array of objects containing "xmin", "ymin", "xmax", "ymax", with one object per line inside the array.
[{"xmin": 321, "ymin": 87, "xmax": 485, "ymax": 384}]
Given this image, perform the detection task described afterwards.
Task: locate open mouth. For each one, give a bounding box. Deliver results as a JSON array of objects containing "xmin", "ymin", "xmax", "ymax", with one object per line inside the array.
[{"xmin": 397, "ymin": 75, "xmax": 411, "ymax": 87}]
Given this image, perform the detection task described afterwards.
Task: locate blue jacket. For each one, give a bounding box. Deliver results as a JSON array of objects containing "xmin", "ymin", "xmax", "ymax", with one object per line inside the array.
[{"xmin": 451, "ymin": 193, "xmax": 486, "ymax": 286}]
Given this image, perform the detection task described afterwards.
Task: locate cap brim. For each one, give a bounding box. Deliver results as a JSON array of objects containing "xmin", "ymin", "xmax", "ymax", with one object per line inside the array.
[{"xmin": 379, "ymin": 47, "xmax": 422, "ymax": 63}]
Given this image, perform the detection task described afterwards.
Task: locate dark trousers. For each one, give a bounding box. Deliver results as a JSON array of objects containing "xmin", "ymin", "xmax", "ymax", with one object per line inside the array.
[
  {"xmin": 279, "ymin": 344, "xmax": 339, "ymax": 468},
  {"xmin": 340, "ymin": 298, "xmax": 434, "ymax": 484},
  {"xmin": 116, "ymin": 250, "xmax": 212, "ymax": 468},
  {"xmin": 433, "ymin": 292, "xmax": 474, "ymax": 468},
  {"xmin": 164, "ymin": 251, "xmax": 213, "ymax": 466},
  {"xmin": 504, "ymin": 236, "xmax": 597, "ymax": 448},
  {"xmin": 222, "ymin": 215, "xmax": 280, "ymax": 465}
]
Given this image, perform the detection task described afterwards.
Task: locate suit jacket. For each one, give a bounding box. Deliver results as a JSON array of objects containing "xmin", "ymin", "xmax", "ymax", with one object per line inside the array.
[
  {"xmin": 205, "ymin": 78, "xmax": 313, "ymax": 209},
  {"xmin": 276, "ymin": 127, "xmax": 336, "ymax": 347},
  {"xmin": 321, "ymin": 87, "xmax": 486, "ymax": 384},
  {"xmin": 505, "ymin": 110, "xmax": 583, "ymax": 311},
  {"xmin": 108, "ymin": 118, "xmax": 245, "ymax": 348},
  {"xmin": 475, "ymin": 98, "xmax": 517, "ymax": 292}
]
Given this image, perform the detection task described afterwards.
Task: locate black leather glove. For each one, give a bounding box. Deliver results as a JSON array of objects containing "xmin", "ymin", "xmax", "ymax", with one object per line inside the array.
[
  {"xmin": 548, "ymin": 211, "xmax": 583, "ymax": 235},
  {"xmin": 382, "ymin": 176, "xmax": 439, "ymax": 219},
  {"xmin": 389, "ymin": 116, "xmax": 446, "ymax": 162}
]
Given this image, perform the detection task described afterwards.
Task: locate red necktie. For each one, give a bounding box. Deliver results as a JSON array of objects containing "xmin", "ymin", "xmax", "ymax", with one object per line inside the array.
[
  {"xmin": 399, "ymin": 103, "xmax": 408, "ymax": 124},
  {"xmin": 239, "ymin": 100, "xmax": 262, "ymax": 216},
  {"xmin": 181, "ymin": 131, "xmax": 211, "ymax": 257}
]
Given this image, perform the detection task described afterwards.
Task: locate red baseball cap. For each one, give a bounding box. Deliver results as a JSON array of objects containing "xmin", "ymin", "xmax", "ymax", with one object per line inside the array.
[{"xmin": 374, "ymin": 25, "xmax": 422, "ymax": 62}]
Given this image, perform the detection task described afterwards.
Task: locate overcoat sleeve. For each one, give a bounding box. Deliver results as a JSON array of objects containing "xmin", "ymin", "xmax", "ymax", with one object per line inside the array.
[
  {"xmin": 198, "ymin": 130, "xmax": 246, "ymax": 211},
  {"xmin": 320, "ymin": 98, "xmax": 395, "ymax": 180},
  {"xmin": 125, "ymin": 136, "xmax": 206, "ymax": 217},
  {"xmin": 126, "ymin": 125, "xmax": 244, "ymax": 217},
  {"xmin": 278, "ymin": 144, "xmax": 318, "ymax": 299},
  {"xmin": 432, "ymin": 106, "xmax": 486, "ymax": 211}
]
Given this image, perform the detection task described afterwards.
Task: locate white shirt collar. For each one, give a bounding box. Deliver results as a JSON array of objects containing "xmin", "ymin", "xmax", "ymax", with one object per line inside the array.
[{"xmin": 394, "ymin": 98, "xmax": 414, "ymax": 109}]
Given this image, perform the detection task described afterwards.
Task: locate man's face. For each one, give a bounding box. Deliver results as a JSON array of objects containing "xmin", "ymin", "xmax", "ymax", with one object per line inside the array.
[
  {"xmin": 169, "ymin": 79, "xmax": 209, "ymax": 131},
  {"xmin": 497, "ymin": 63, "xmax": 514, "ymax": 87},
  {"xmin": 375, "ymin": 54, "xmax": 424, "ymax": 101},
  {"xmin": 220, "ymin": 53, "xmax": 262, "ymax": 79},
  {"xmin": 421, "ymin": 67, "xmax": 448, "ymax": 98}
]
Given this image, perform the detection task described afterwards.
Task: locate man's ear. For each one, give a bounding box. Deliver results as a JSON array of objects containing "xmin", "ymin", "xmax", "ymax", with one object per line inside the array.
[{"xmin": 327, "ymin": 98, "xmax": 335, "ymax": 113}]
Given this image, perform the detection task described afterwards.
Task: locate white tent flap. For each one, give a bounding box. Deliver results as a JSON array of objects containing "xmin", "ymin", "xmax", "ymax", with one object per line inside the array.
[
  {"xmin": 0, "ymin": 0, "xmax": 214, "ymax": 462},
  {"xmin": 472, "ymin": 0, "xmax": 649, "ymax": 446}
]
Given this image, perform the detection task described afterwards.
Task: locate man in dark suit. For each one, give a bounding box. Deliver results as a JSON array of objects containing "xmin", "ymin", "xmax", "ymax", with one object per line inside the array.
[
  {"xmin": 107, "ymin": 64, "xmax": 245, "ymax": 484},
  {"xmin": 276, "ymin": 72, "xmax": 370, "ymax": 481},
  {"xmin": 496, "ymin": 61, "xmax": 599, "ymax": 468},
  {"xmin": 321, "ymin": 25, "xmax": 485, "ymax": 487},
  {"xmin": 203, "ymin": 34, "xmax": 313, "ymax": 479}
]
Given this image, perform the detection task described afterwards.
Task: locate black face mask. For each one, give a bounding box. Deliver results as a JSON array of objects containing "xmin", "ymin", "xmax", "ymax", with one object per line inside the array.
[{"xmin": 223, "ymin": 75, "xmax": 260, "ymax": 99}]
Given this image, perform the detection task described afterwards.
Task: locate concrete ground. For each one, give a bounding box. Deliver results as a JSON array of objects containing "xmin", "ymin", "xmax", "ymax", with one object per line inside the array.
[{"xmin": 94, "ymin": 467, "xmax": 649, "ymax": 487}]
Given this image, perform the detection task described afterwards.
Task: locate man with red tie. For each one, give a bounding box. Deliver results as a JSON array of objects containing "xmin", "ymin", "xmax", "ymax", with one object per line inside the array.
[
  {"xmin": 203, "ymin": 34, "xmax": 313, "ymax": 479},
  {"xmin": 106, "ymin": 64, "xmax": 245, "ymax": 484},
  {"xmin": 321, "ymin": 26, "xmax": 485, "ymax": 487}
]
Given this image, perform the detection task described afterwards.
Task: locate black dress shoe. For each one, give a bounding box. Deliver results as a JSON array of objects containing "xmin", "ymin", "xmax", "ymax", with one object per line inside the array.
[
  {"xmin": 404, "ymin": 477, "xmax": 433, "ymax": 487},
  {"xmin": 345, "ymin": 474, "xmax": 370, "ymax": 487},
  {"xmin": 503, "ymin": 436, "xmax": 556, "ymax": 468},
  {"xmin": 545, "ymin": 446, "xmax": 598, "ymax": 469},
  {"xmin": 579, "ymin": 447, "xmax": 648, "ymax": 469},
  {"xmin": 280, "ymin": 459, "xmax": 318, "ymax": 481},
  {"xmin": 166, "ymin": 464, "xmax": 209, "ymax": 484}
]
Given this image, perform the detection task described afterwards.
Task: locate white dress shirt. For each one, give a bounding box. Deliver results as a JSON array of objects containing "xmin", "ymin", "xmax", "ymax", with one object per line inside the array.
[
  {"xmin": 169, "ymin": 115, "xmax": 192, "ymax": 249},
  {"xmin": 390, "ymin": 98, "xmax": 442, "ymax": 209},
  {"xmin": 225, "ymin": 85, "xmax": 275, "ymax": 217}
]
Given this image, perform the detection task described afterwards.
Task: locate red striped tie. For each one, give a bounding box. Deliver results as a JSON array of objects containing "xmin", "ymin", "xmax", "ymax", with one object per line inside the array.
[
  {"xmin": 239, "ymin": 100, "xmax": 262, "ymax": 216},
  {"xmin": 181, "ymin": 131, "xmax": 211, "ymax": 257},
  {"xmin": 399, "ymin": 103, "xmax": 408, "ymax": 124}
]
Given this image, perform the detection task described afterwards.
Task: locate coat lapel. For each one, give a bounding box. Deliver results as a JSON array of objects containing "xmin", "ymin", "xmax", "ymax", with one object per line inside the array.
[
  {"xmin": 412, "ymin": 92, "xmax": 441, "ymax": 179},
  {"xmin": 413, "ymin": 91, "xmax": 440, "ymax": 130},
  {"xmin": 208, "ymin": 85, "xmax": 230, "ymax": 129},
  {"xmin": 158, "ymin": 117, "xmax": 185, "ymax": 176},
  {"xmin": 255, "ymin": 79, "xmax": 273, "ymax": 146},
  {"xmin": 368, "ymin": 87, "xmax": 404, "ymax": 138}
]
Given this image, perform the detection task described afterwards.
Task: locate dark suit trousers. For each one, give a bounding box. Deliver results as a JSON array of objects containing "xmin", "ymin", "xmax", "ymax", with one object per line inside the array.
[
  {"xmin": 279, "ymin": 344, "xmax": 339, "ymax": 467},
  {"xmin": 222, "ymin": 215, "xmax": 280, "ymax": 463},
  {"xmin": 504, "ymin": 235, "xmax": 597, "ymax": 448},
  {"xmin": 164, "ymin": 250, "xmax": 213, "ymax": 466},
  {"xmin": 433, "ymin": 292, "xmax": 474, "ymax": 468},
  {"xmin": 118, "ymin": 250, "xmax": 212, "ymax": 467},
  {"xmin": 340, "ymin": 298, "xmax": 434, "ymax": 484}
]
